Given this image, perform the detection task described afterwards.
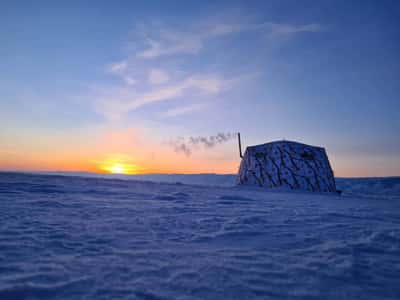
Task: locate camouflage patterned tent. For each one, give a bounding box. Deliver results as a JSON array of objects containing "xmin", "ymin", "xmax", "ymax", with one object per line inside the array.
[{"xmin": 237, "ymin": 140, "xmax": 336, "ymax": 193}]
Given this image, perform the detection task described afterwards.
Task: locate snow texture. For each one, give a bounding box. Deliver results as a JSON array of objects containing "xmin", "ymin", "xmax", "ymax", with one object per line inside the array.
[
  {"xmin": 1, "ymin": 172, "xmax": 400, "ymax": 300},
  {"xmin": 38, "ymin": 172, "xmax": 238, "ymax": 187},
  {"xmin": 238, "ymin": 141, "xmax": 336, "ymax": 193}
]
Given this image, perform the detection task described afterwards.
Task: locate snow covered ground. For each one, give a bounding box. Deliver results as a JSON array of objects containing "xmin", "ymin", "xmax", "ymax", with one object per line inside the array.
[{"xmin": 1, "ymin": 172, "xmax": 399, "ymax": 299}]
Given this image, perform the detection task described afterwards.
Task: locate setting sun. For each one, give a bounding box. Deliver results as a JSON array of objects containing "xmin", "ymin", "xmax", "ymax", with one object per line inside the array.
[
  {"xmin": 105, "ymin": 163, "xmax": 139, "ymax": 174},
  {"xmin": 98, "ymin": 157, "xmax": 141, "ymax": 175},
  {"xmin": 108, "ymin": 163, "xmax": 126, "ymax": 174}
]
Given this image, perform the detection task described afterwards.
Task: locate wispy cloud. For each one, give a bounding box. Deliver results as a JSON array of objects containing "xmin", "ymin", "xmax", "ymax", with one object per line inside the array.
[
  {"xmin": 124, "ymin": 76, "xmax": 225, "ymax": 110},
  {"xmin": 137, "ymin": 35, "xmax": 202, "ymax": 58},
  {"xmin": 123, "ymin": 76, "xmax": 137, "ymax": 86},
  {"xmin": 159, "ymin": 103, "xmax": 206, "ymax": 118},
  {"xmin": 98, "ymin": 17, "xmax": 322, "ymax": 120},
  {"xmin": 264, "ymin": 23, "xmax": 322, "ymax": 36},
  {"xmin": 148, "ymin": 68, "xmax": 169, "ymax": 85},
  {"xmin": 135, "ymin": 21, "xmax": 322, "ymax": 59},
  {"xmin": 106, "ymin": 60, "xmax": 136, "ymax": 85},
  {"xmin": 135, "ymin": 25, "xmax": 237, "ymax": 59},
  {"xmin": 107, "ymin": 61, "xmax": 128, "ymax": 74},
  {"xmin": 96, "ymin": 76, "xmax": 229, "ymax": 119}
]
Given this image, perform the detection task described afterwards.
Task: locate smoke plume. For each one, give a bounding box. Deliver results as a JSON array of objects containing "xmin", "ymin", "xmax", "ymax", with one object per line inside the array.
[{"xmin": 169, "ymin": 132, "xmax": 236, "ymax": 156}]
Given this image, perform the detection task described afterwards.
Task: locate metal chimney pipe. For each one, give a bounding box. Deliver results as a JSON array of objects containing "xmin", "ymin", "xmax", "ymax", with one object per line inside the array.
[{"xmin": 238, "ymin": 132, "xmax": 243, "ymax": 158}]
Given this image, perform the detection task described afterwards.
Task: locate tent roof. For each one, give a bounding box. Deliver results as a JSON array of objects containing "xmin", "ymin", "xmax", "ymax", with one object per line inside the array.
[{"xmin": 245, "ymin": 140, "xmax": 325, "ymax": 151}]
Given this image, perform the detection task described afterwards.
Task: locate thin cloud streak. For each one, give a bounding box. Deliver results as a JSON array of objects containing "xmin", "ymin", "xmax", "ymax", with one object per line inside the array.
[
  {"xmin": 107, "ymin": 60, "xmax": 137, "ymax": 85},
  {"xmin": 97, "ymin": 18, "xmax": 322, "ymax": 120},
  {"xmin": 107, "ymin": 61, "xmax": 128, "ymax": 74},
  {"xmin": 136, "ymin": 21, "xmax": 322, "ymax": 59},
  {"xmin": 96, "ymin": 76, "xmax": 229, "ymax": 120},
  {"xmin": 148, "ymin": 68, "xmax": 169, "ymax": 85},
  {"xmin": 123, "ymin": 77, "xmax": 224, "ymax": 110},
  {"xmin": 159, "ymin": 103, "xmax": 206, "ymax": 118}
]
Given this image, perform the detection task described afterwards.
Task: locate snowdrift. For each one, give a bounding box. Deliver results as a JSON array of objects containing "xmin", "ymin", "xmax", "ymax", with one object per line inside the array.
[{"xmin": 0, "ymin": 172, "xmax": 399, "ymax": 299}]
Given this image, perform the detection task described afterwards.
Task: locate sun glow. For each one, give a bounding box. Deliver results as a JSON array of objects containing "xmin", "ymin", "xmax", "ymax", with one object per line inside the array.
[
  {"xmin": 109, "ymin": 163, "xmax": 126, "ymax": 174},
  {"xmin": 104, "ymin": 163, "xmax": 138, "ymax": 174},
  {"xmin": 99, "ymin": 159, "xmax": 141, "ymax": 175}
]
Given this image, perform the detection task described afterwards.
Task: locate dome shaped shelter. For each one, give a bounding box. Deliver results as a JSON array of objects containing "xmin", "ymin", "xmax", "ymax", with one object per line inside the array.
[{"xmin": 237, "ymin": 140, "xmax": 337, "ymax": 193}]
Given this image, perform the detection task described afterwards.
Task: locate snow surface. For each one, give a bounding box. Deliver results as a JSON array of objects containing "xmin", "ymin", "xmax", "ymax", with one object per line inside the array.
[
  {"xmin": 1, "ymin": 172, "xmax": 400, "ymax": 299},
  {"xmin": 36, "ymin": 172, "xmax": 238, "ymax": 187}
]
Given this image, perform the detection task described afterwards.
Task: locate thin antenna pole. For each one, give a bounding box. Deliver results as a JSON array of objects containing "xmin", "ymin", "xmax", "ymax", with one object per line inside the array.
[{"xmin": 238, "ymin": 132, "xmax": 243, "ymax": 158}]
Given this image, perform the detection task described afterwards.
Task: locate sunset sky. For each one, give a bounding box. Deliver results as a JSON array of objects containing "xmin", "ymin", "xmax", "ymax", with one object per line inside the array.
[{"xmin": 1, "ymin": 0, "xmax": 399, "ymax": 176}]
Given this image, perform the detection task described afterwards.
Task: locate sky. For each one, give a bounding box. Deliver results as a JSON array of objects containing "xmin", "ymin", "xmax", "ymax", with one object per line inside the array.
[{"xmin": 1, "ymin": 0, "xmax": 399, "ymax": 176}]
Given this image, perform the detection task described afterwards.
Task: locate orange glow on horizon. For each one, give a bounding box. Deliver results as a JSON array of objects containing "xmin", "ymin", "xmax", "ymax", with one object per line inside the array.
[
  {"xmin": 101, "ymin": 162, "xmax": 140, "ymax": 174},
  {"xmin": 96, "ymin": 156, "xmax": 145, "ymax": 175},
  {"xmin": 0, "ymin": 126, "xmax": 242, "ymax": 175},
  {"xmin": 5, "ymin": 126, "xmax": 397, "ymax": 176}
]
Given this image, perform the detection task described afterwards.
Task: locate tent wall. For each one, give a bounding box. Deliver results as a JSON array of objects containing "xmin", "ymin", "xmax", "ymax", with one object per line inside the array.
[{"xmin": 237, "ymin": 141, "xmax": 336, "ymax": 192}]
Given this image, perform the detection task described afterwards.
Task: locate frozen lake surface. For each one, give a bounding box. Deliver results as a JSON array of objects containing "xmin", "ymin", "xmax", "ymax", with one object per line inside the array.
[{"xmin": 1, "ymin": 172, "xmax": 400, "ymax": 299}]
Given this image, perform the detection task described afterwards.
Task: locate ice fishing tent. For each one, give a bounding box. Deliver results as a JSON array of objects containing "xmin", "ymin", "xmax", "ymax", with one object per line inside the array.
[{"xmin": 237, "ymin": 140, "xmax": 336, "ymax": 193}]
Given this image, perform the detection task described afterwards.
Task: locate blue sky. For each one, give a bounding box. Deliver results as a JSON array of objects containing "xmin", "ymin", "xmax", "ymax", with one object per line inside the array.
[{"xmin": 1, "ymin": 0, "xmax": 399, "ymax": 175}]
